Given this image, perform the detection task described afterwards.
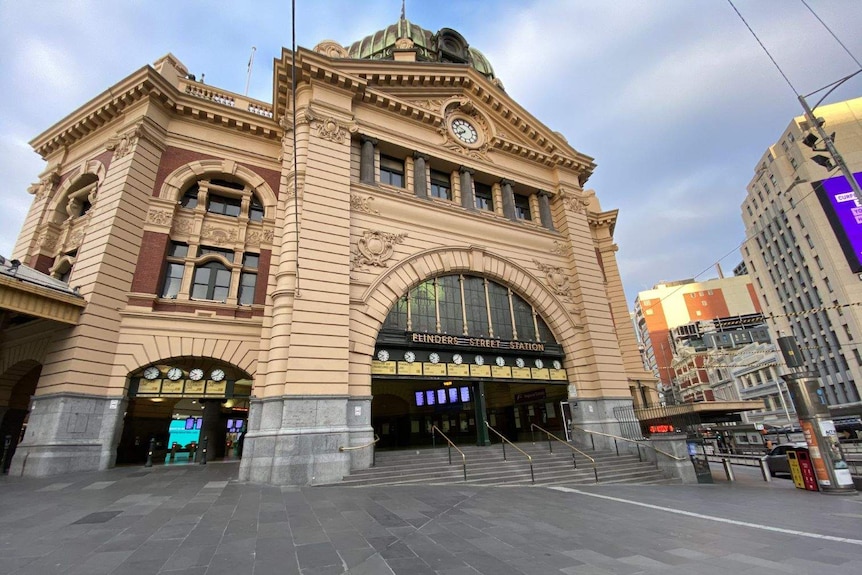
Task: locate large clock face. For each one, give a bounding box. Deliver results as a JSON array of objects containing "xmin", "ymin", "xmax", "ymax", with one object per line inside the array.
[
  {"xmin": 189, "ymin": 368, "xmax": 204, "ymax": 381},
  {"xmin": 167, "ymin": 367, "xmax": 183, "ymax": 381},
  {"xmin": 143, "ymin": 366, "xmax": 160, "ymax": 380},
  {"xmin": 210, "ymin": 369, "xmax": 226, "ymax": 382},
  {"xmin": 451, "ymin": 118, "xmax": 478, "ymax": 144}
]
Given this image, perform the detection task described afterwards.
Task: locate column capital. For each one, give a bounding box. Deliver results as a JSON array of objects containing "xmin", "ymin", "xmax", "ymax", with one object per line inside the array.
[
  {"xmin": 537, "ymin": 189, "xmax": 551, "ymax": 198},
  {"xmin": 499, "ymin": 178, "xmax": 514, "ymax": 188},
  {"xmin": 459, "ymin": 166, "xmax": 474, "ymax": 175},
  {"xmin": 360, "ymin": 135, "xmax": 378, "ymax": 145},
  {"xmin": 413, "ymin": 152, "xmax": 429, "ymax": 161}
]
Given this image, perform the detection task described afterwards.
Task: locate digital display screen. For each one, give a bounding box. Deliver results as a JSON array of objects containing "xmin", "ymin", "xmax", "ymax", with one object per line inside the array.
[
  {"xmin": 460, "ymin": 386, "xmax": 471, "ymax": 402},
  {"xmin": 415, "ymin": 391, "xmax": 425, "ymax": 406},
  {"xmin": 195, "ymin": 418, "xmax": 202, "ymax": 430},
  {"xmin": 227, "ymin": 418, "xmax": 235, "ymax": 430},
  {"xmin": 814, "ymin": 172, "xmax": 862, "ymax": 272},
  {"xmin": 426, "ymin": 390, "xmax": 436, "ymax": 405},
  {"xmin": 185, "ymin": 418, "xmax": 195, "ymax": 430},
  {"xmin": 448, "ymin": 387, "xmax": 459, "ymax": 403},
  {"xmin": 437, "ymin": 389, "xmax": 448, "ymax": 404}
]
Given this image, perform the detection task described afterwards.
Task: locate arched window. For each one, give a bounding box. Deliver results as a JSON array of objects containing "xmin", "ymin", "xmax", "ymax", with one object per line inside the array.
[{"xmin": 382, "ymin": 274, "xmax": 557, "ymax": 343}]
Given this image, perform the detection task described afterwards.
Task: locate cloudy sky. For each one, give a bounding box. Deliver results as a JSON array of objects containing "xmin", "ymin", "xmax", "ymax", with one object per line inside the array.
[{"xmin": 1, "ymin": 1, "xmax": 861, "ymax": 305}]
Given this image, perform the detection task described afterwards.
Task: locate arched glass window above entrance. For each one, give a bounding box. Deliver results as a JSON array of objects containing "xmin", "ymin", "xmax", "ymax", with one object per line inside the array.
[{"xmin": 382, "ymin": 274, "xmax": 556, "ymax": 343}]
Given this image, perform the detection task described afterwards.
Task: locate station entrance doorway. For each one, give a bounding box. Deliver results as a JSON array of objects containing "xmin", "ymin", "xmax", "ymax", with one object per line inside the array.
[
  {"xmin": 117, "ymin": 361, "xmax": 251, "ymax": 465},
  {"xmin": 372, "ymin": 377, "xmax": 570, "ymax": 449}
]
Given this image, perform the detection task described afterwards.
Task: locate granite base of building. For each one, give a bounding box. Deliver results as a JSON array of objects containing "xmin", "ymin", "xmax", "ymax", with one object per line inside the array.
[
  {"xmin": 568, "ymin": 396, "xmax": 637, "ymax": 453},
  {"xmin": 239, "ymin": 395, "xmax": 371, "ymax": 485},
  {"xmin": 8, "ymin": 393, "xmax": 126, "ymax": 477},
  {"xmin": 646, "ymin": 433, "xmax": 699, "ymax": 484}
]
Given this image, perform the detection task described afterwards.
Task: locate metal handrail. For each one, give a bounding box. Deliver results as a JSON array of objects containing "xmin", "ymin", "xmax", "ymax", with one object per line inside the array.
[
  {"xmin": 339, "ymin": 434, "xmax": 381, "ymax": 466},
  {"xmin": 484, "ymin": 421, "xmax": 534, "ymax": 484},
  {"xmin": 571, "ymin": 425, "xmax": 686, "ymax": 461},
  {"xmin": 431, "ymin": 425, "xmax": 467, "ymax": 481},
  {"xmin": 530, "ymin": 424, "xmax": 598, "ymax": 483}
]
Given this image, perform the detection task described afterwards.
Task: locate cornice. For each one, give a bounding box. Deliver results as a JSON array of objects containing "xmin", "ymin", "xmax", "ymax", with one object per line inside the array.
[
  {"xmin": 31, "ymin": 66, "xmax": 281, "ymax": 159},
  {"xmin": 588, "ymin": 209, "xmax": 619, "ymax": 236}
]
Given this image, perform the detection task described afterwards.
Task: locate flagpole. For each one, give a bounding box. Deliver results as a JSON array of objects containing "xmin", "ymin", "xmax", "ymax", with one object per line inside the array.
[{"xmin": 245, "ymin": 46, "xmax": 257, "ymax": 96}]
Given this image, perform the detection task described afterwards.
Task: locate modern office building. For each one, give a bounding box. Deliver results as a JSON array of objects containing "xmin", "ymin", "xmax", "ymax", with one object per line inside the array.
[
  {"xmin": 0, "ymin": 17, "xmax": 655, "ymax": 482},
  {"xmin": 739, "ymin": 96, "xmax": 862, "ymax": 417},
  {"xmin": 633, "ymin": 275, "xmax": 763, "ymax": 392}
]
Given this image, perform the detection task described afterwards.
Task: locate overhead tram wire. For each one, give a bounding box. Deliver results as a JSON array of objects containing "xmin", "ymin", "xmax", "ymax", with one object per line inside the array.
[{"xmin": 801, "ymin": 0, "xmax": 862, "ymax": 69}]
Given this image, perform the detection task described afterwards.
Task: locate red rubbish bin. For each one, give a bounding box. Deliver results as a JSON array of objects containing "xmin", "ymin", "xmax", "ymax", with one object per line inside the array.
[{"xmin": 795, "ymin": 449, "xmax": 819, "ymax": 491}]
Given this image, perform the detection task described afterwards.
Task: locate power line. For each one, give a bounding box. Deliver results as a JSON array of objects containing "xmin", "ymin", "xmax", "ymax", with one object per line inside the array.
[{"xmin": 801, "ymin": 0, "xmax": 862, "ymax": 69}]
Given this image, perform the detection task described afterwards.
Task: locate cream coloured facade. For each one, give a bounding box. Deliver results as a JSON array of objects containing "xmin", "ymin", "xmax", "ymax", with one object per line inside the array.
[
  {"xmin": 740, "ymin": 96, "xmax": 862, "ymax": 416},
  {"xmin": 0, "ymin": 19, "xmax": 654, "ymax": 483}
]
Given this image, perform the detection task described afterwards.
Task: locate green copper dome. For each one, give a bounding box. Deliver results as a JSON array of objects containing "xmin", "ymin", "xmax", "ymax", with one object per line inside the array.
[{"xmin": 346, "ymin": 19, "xmax": 497, "ymax": 82}]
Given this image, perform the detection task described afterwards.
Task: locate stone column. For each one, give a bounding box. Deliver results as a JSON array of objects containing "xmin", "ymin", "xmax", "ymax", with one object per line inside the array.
[
  {"xmin": 413, "ymin": 153, "xmax": 428, "ymax": 199},
  {"xmin": 359, "ymin": 136, "xmax": 377, "ymax": 185},
  {"xmin": 500, "ymin": 179, "xmax": 516, "ymax": 221},
  {"xmin": 537, "ymin": 190, "xmax": 555, "ymax": 231},
  {"xmin": 459, "ymin": 167, "xmax": 475, "ymax": 211}
]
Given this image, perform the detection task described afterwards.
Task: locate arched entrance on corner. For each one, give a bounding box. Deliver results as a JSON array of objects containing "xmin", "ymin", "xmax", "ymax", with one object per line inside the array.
[
  {"xmin": 371, "ymin": 274, "xmax": 570, "ymax": 449},
  {"xmin": 117, "ymin": 358, "xmax": 251, "ymax": 465},
  {"xmin": 0, "ymin": 361, "xmax": 41, "ymax": 473}
]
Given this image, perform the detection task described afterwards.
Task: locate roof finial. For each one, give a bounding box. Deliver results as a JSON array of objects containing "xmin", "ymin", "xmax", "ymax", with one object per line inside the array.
[{"xmin": 401, "ymin": 0, "xmax": 406, "ymax": 20}]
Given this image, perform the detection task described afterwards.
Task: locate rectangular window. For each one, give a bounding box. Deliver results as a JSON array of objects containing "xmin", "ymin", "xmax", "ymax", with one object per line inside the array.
[
  {"xmin": 161, "ymin": 262, "xmax": 184, "ymax": 298},
  {"xmin": 238, "ymin": 272, "xmax": 257, "ymax": 305},
  {"xmin": 380, "ymin": 155, "xmax": 404, "ymax": 187},
  {"xmin": 249, "ymin": 196, "xmax": 264, "ymax": 222},
  {"xmin": 514, "ymin": 194, "xmax": 532, "ymax": 220},
  {"xmin": 474, "ymin": 182, "xmax": 493, "ymax": 211},
  {"xmin": 207, "ymin": 194, "xmax": 242, "ymax": 217},
  {"xmin": 430, "ymin": 169, "xmax": 452, "ymax": 200}
]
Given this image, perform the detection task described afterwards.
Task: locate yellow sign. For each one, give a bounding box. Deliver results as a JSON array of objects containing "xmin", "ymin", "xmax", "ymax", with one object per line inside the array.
[
  {"xmin": 138, "ymin": 380, "xmax": 161, "ymax": 394},
  {"xmin": 206, "ymin": 381, "xmax": 227, "ymax": 395},
  {"xmin": 185, "ymin": 380, "xmax": 206, "ymax": 394},
  {"xmin": 491, "ymin": 366, "xmax": 512, "ymax": 379},
  {"xmin": 470, "ymin": 364, "xmax": 491, "ymax": 377},
  {"xmin": 161, "ymin": 380, "xmax": 184, "ymax": 394},
  {"xmin": 448, "ymin": 364, "xmax": 469, "ymax": 377},
  {"xmin": 398, "ymin": 362, "xmax": 422, "ymax": 375},
  {"xmin": 531, "ymin": 368, "xmax": 550, "ymax": 380},
  {"xmin": 550, "ymin": 369, "xmax": 567, "ymax": 381},
  {"xmin": 512, "ymin": 367, "xmax": 532, "ymax": 379},
  {"xmin": 423, "ymin": 363, "xmax": 446, "ymax": 376},
  {"xmin": 371, "ymin": 361, "xmax": 397, "ymax": 375}
]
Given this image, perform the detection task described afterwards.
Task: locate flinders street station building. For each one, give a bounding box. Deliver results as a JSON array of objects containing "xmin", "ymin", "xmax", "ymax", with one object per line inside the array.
[{"xmin": 0, "ymin": 16, "xmax": 657, "ymax": 484}]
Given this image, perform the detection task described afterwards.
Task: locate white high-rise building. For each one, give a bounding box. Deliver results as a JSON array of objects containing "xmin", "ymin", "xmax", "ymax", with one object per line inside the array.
[{"xmin": 740, "ymin": 96, "xmax": 862, "ymax": 417}]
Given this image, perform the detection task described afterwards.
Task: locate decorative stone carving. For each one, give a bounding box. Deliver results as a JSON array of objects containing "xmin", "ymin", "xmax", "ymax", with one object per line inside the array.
[
  {"xmin": 351, "ymin": 194, "xmax": 379, "ymax": 215},
  {"xmin": 407, "ymin": 99, "xmax": 445, "ymax": 113},
  {"xmin": 246, "ymin": 229, "xmax": 274, "ymax": 246},
  {"xmin": 560, "ymin": 189, "xmax": 591, "ymax": 214},
  {"xmin": 201, "ymin": 225, "xmax": 237, "ymax": 246},
  {"xmin": 29, "ymin": 170, "xmax": 60, "ymax": 200},
  {"xmin": 68, "ymin": 229, "xmax": 84, "ymax": 249},
  {"xmin": 351, "ymin": 230, "xmax": 406, "ymax": 270},
  {"xmin": 106, "ymin": 125, "xmax": 142, "ymax": 158},
  {"xmin": 550, "ymin": 241, "xmax": 572, "ymax": 256},
  {"xmin": 147, "ymin": 209, "xmax": 173, "ymax": 226},
  {"xmin": 317, "ymin": 117, "xmax": 348, "ymax": 143},
  {"xmin": 39, "ymin": 231, "xmax": 59, "ymax": 251},
  {"xmin": 533, "ymin": 259, "xmax": 572, "ymax": 302},
  {"xmin": 313, "ymin": 40, "xmax": 348, "ymax": 58},
  {"xmin": 172, "ymin": 217, "xmax": 193, "ymax": 234},
  {"xmin": 394, "ymin": 37, "xmax": 415, "ymax": 49}
]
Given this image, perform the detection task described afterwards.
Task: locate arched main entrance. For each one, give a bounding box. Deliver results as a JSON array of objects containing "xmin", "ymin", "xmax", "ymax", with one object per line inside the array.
[
  {"xmin": 371, "ymin": 274, "xmax": 571, "ymax": 448},
  {"xmin": 118, "ymin": 358, "xmax": 251, "ymax": 465},
  {"xmin": 0, "ymin": 361, "xmax": 41, "ymax": 473}
]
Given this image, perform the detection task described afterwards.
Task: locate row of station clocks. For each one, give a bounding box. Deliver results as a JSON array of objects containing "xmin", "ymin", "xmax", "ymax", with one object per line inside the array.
[
  {"xmin": 142, "ymin": 366, "xmax": 226, "ymax": 382},
  {"xmin": 376, "ymin": 349, "xmax": 561, "ymax": 371}
]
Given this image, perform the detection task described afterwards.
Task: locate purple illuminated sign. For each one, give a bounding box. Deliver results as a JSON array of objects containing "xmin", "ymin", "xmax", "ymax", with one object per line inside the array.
[{"xmin": 814, "ymin": 172, "xmax": 862, "ymax": 273}]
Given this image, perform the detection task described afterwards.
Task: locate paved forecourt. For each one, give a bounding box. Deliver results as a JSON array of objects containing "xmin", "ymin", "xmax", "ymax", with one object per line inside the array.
[{"xmin": 1, "ymin": 461, "xmax": 861, "ymax": 574}]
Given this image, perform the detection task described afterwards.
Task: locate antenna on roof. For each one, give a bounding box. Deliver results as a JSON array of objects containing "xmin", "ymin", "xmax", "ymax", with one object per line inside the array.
[{"xmin": 245, "ymin": 46, "xmax": 257, "ymax": 96}]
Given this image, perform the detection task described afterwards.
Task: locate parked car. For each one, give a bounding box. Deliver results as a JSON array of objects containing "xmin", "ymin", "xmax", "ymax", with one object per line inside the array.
[{"xmin": 764, "ymin": 442, "xmax": 808, "ymax": 476}]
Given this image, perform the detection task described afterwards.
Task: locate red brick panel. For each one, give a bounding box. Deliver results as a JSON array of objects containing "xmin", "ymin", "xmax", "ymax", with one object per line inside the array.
[{"xmin": 131, "ymin": 231, "xmax": 170, "ymax": 293}]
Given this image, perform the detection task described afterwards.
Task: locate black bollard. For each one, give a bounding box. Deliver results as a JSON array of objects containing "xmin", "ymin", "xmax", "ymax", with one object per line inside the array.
[
  {"xmin": 145, "ymin": 438, "xmax": 155, "ymax": 468},
  {"xmin": 200, "ymin": 436, "xmax": 208, "ymax": 465},
  {"xmin": 1, "ymin": 434, "xmax": 11, "ymax": 474}
]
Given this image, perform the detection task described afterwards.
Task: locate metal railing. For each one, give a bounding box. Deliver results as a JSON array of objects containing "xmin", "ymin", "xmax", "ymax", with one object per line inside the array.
[
  {"xmin": 571, "ymin": 425, "xmax": 687, "ymax": 462},
  {"xmin": 339, "ymin": 434, "xmax": 381, "ymax": 467},
  {"xmin": 484, "ymin": 421, "xmax": 534, "ymax": 484},
  {"xmin": 530, "ymin": 424, "xmax": 598, "ymax": 483},
  {"xmin": 431, "ymin": 425, "xmax": 467, "ymax": 481}
]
